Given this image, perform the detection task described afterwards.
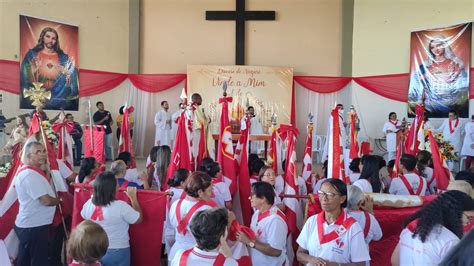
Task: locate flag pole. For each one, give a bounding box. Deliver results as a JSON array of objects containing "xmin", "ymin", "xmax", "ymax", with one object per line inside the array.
[{"xmin": 88, "ymin": 99, "xmax": 94, "ymax": 151}]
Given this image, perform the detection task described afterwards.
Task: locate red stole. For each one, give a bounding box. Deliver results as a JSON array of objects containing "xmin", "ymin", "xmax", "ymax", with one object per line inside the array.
[
  {"xmin": 399, "ymin": 174, "xmax": 424, "ymax": 195},
  {"xmin": 212, "ymin": 176, "xmax": 224, "ymax": 185},
  {"xmin": 317, "ymin": 210, "xmax": 356, "ymax": 244},
  {"xmin": 389, "ymin": 119, "xmax": 399, "ymax": 127},
  {"xmin": 179, "ymin": 248, "xmax": 226, "ymax": 266},
  {"xmin": 449, "ymin": 119, "xmax": 459, "ymax": 134},
  {"xmin": 176, "ymin": 198, "xmax": 217, "ymax": 234},
  {"xmin": 17, "ymin": 165, "xmax": 49, "ymax": 182},
  {"xmin": 119, "ymin": 179, "xmax": 129, "ymax": 190},
  {"xmin": 363, "ymin": 212, "xmax": 371, "ymax": 238},
  {"xmin": 257, "ymin": 207, "xmax": 287, "ymax": 225},
  {"xmin": 91, "ymin": 205, "xmax": 104, "ymax": 221}
]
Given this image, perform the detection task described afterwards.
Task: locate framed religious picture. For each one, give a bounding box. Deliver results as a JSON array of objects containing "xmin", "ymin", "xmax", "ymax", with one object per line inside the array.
[
  {"xmin": 408, "ymin": 23, "xmax": 471, "ymax": 118},
  {"xmin": 19, "ymin": 15, "xmax": 79, "ymax": 111}
]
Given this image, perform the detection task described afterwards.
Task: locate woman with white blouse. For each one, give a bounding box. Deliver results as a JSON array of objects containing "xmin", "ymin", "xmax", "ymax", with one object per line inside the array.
[{"xmin": 296, "ymin": 178, "xmax": 370, "ymax": 265}]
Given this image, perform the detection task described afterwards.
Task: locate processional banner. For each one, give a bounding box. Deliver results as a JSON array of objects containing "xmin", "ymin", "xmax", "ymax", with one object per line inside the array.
[
  {"xmin": 408, "ymin": 22, "xmax": 471, "ymax": 118},
  {"xmin": 187, "ymin": 65, "xmax": 293, "ymax": 133},
  {"xmin": 19, "ymin": 15, "xmax": 79, "ymax": 110}
]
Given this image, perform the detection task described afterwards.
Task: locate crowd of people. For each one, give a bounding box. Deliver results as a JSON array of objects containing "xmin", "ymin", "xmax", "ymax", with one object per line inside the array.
[{"xmin": 3, "ymin": 97, "xmax": 474, "ymax": 266}]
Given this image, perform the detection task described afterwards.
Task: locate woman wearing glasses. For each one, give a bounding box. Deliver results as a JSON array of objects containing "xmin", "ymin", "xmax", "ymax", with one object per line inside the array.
[
  {"xmin": 296, "ymin": 179, "xmax": 370, "ymax": 265},
  {"xmin": 259, "ymin": 165, "xmax": 285, "ymax": 211}
]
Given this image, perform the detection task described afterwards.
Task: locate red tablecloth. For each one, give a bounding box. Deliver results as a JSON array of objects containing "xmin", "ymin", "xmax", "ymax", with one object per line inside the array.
[{"xmin": 306, "ymin": 194, "xmax": 435, "ymax": 266}]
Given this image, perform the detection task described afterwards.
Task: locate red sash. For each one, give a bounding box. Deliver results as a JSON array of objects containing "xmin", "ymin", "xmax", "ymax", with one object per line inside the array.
[
  {"xmin": 119, "ymin": 179, "xmax": 129, "ymax": 190},
  {"xmin": 389, "ymin": 120, "xmax": 399, "ymax": 127},
  {"xmin": 17, "ymin": 165, "xmax": 49, "ymax": 182},
  {"xmin": 399, "ymin": 175, "xmax": 424, "ymax": 195},
  {"xmin": 449, "ymin": 119, "xmax": 459, "ymax": 134},
  {"xmin": 212, "ymin": 176, "xmax": 224, "ymax": 185},
  {"xmin": 363, "ymin": 212, "xmax": 371, "ymax": 238},
  {"xmin": 257, "ymin": 207, "xmax": 288, "ymax": 225},
  {"xmin": 179, "ymin": 248, "xmax": 226, "ymax": 266},
  {"xmin": 317, "ymin": 210, "xmax": 356, "ymax": 244},
  {"xmin": 176, "ymin": 199, "xmax": 217, "ymax": 234},
  {"xmin": 91, "ymin": 205, "xmax": 104, "ymax": 221}
]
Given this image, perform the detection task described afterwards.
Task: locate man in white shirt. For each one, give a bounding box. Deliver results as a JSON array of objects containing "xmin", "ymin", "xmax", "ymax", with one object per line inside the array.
[
  {"xmin": 172, "ymin": 208, "xmax": 237, "ymax": 266},
  {"xmin": 154, "ymin": 101, "xmax": 172, "ymax": 146},
  {"xmin": 436, "ymin": 110, "xmax": 464, "ymax": 154},
  {"xmin": 245, "ymin": 106, "xmax": 264, "ymax": 154},
  {"xmin": 461, "ymin": 115, "xmax": 474, "ymax": 169},
  {"xmin": 389, "ymin": 154, "xmax": 427, "ymax": 196},
  {"xmin": 14, "ymin": 141, "xmax": 62, "ymax": 266}
]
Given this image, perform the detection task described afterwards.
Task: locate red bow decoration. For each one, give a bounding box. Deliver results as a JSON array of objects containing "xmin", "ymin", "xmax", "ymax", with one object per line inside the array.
[
  {"xmin": 52, "ymin": 119, "xmax": 75, "ymax": 134},
  {"xmin": 277, "ymin": 124, "xmax": 299, "ymax": 141}
]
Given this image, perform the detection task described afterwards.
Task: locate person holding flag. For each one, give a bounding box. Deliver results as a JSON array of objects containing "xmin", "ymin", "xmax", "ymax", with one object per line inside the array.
[
  {"xmin": 389, "ymin": 154, "xmax": 427, "ymax": 196},
  {"xmin": 14, "ymin": 140, "xmax": 63, "ymax": 266}
]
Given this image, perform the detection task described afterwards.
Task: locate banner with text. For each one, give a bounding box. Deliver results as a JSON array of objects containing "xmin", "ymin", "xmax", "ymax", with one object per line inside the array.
[{"xmin": 187, "ymin": 65, "xmax": 293, "ymax": 133}]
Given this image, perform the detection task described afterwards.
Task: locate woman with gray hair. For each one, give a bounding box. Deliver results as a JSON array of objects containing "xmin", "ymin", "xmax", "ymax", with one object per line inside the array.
[
  {"xmin": 346, "ymin": 185, "xmax": 382, "ymax": 245},
  {"xmin": 110, "ymin": 160, "xmax": 149, "ymax": 189}
]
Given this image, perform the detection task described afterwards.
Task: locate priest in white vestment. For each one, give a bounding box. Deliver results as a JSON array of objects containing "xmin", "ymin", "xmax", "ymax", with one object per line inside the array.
[
  {"xmin": 436, "ymin": 110, "xmax": 464, "ymax": 153},
  {"xmin": 154, "ymin": 100, "xmax": 172, "ymax": 146},
  {"xmin": 461, "ymin": 115, "xmax": 474, "ymax": 169},
  {"xmin": 242, "ymin": 106, "xmax": 264, "ymax": 154}
]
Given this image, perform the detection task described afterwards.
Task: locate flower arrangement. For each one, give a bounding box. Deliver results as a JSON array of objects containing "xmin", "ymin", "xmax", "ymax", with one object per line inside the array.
[
  {"xmin": 41, "ymin": 121, "xmax": 58, "ymax": 145},
  {"xmin": 424, "ymin": 132, "xmax": 458, "ymax": 161},
  {"xmin": 0, "ymin": 162, "xmax": 11, "ymax": 175}
]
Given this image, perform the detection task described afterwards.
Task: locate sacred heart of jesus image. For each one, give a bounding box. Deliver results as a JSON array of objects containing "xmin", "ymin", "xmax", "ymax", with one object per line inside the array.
[{"xmin": 335, "ymin": 239, "xmax": 345, "ymax": 249}]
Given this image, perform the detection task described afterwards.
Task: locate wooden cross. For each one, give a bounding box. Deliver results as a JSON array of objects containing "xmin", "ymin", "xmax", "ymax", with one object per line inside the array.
[{"xmin": 206, "ymin": 0, "xmax": 276, "ymax": 65}]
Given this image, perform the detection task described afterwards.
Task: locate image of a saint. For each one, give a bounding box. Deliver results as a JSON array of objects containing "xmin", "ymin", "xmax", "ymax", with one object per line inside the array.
[
  {"xmin": 408, "ymin": 29, "xmax": 470, "ymax": 117},
  {"xmin": 20, "ymin": 27, "xmax": 79, "ymax": 110}
]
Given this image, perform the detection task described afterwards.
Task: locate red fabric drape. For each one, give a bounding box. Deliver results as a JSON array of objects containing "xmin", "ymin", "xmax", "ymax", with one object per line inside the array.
[
  {"xmin": 353, "ymin": 73, "xmax": 410, "ymax": 102},
  {"xmin": 129, "ymin": 73, "xmax": 186, "ymax": 92},
  {"xmin": 79, "ymin": 69, "xmax": 128, "ymax": 96},
  {"xmin": 3, "ymin": 58, "xmax": 474, "ymax": 103},
  {"xmin": 293, "ymin": 75, "xmax": 352, "ymax": 93}
]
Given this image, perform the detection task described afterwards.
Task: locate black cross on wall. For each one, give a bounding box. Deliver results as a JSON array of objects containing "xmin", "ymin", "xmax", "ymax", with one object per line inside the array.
[{"xmin": 206, "ymin": 0, "xmax": 276, "ymax": 65}]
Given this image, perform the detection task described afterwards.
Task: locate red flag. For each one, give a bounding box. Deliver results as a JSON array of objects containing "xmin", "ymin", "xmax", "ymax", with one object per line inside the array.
[
  {"xmin": 268, "ymin": 126, "xmax": 280, "ymax": 175},
  {"xmin": 404, "ymin": 104, "xmax": 424, "ymax": 155},
  {"xmin": 392, "ymin": 142, "xmax": 402, "ymax": 178},
  {"xmin": 165, "ymin": 111, "xmax": 192, "ymax": 190},
  {"xmin": 119, "ymin": 106, "xmax": 136, "ymax": 168},
  {"xmin": 72, "ymin": 184, "xmax": 167, "ymax": 266},
  {"xmin": 349, "ymin": 111, "xmax": 359, "ymax": 159},
  {"xmin": 236, "ymin": 117, "xmax": 252, "ymax": 226},
  {"xmin": 428, "ymin": 131, "xmax": 452, "ymax": 190},
  {"xmin": 52, "ymin": 115, "xmax": 75, "ymax": 168},
  {"xmin": 83, "ymin": 125, "xmax": 106, "ymax": 164},
  {"xmin": 327, "ymin": 106, "xmax": 347, "ymax": 183},
  {"xmin": 301, "ymin": 124, "xmax": 314, "ymax": 193},
  {"xmin": 278, "ymin": 124, "xmax": 300, "ymax": 265},
  {"xmin": 217, "ymin": 96, "xmax": 237, "ymax": 195}
]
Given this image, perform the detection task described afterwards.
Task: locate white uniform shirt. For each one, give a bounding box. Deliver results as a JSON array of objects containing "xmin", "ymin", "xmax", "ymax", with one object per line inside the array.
[
  {"xmin": 171, "ymin": 247, "xmax": 238, "ymax": 266},
  {"xmin": 353, "ymin": 179, "xmax": 373, "ymax": 193},
  {"xmin": 81, "ymin": 199, "xmax": 140, "ymax": 249},
  {"xmin": 164, "ymin": 187, "xmax": 185, "ymax": 253},
  {"xmin": 170, "ymin": 110, "xmax": 181, "ymax": 141},
  {"xmin": 398, "ymin": 225, "xmax": 459, "ymax": 265},
  {"xmin": 124, "ymin": 168, "xmax": 144, "ymax": 186},
  {"xmin": 349, "ymin": 173, "xmax": 361, "ymax": 184},
  {"xmin": 346, "ymin": 210, "xmax": 382, "ymax": 244},
  {"xmin": 168, "ymin": 198, "xmax": 213, "ymax": 260},
  {"xmin": 389, "ymin": 173, "xmax": 427, "ymax": 196},
  {"xmin": 14, "ymin": 167, "xmax": 56, "ymax": 228},
  {"xmin": 383, "ymin": 120, "xmax": 401, "ymax": 152},
  {"xmin": 275, "ymin": 175, "xmax": 285, "ymax": 195},
  {"xmin": 57, "ymin": 159, "xmax": 73, "ymax": 179},
  {"xmin": 296, "ymin": 211, "xmax": 370, "ymax": 265},
  {"xmin": 461, "ymin": 121, "xmax": 474, "ymax": 156},
  {"xmin": 437, "ymin": 118, "xmax": 464, "ymax": 153},
  {"xmin": 250, "ymin": 206, "xmax": 288, "ymax": 266},
  {"xmin": 212, "ymin": 181, "xmax": 232, "ymax": 208},
  {"xmin": 421, "ymin": 167, "xmax": 436, "ymax": 194},
  {"xmin": 154, "ymin": 109, "xmax": 172, "ymax": 146}
]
